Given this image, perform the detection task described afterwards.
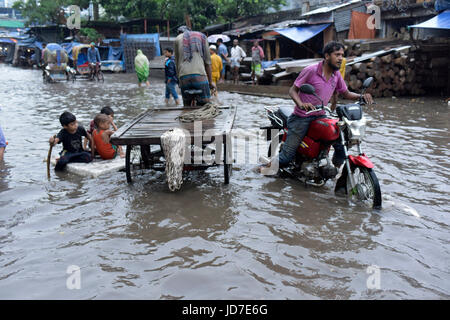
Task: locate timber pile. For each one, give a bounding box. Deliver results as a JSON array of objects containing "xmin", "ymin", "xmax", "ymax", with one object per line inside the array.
[
  {"xmin": 255, "ymin": 58, "xmax": 321, "ymax": 86},
  {"xmin": 345, "ymin": 49, "xmax": 425, "ymax": 97},
  {"xmin": 411, "ymin": 42, "xmax": 450, "ymax": 94},
  {"xmin": 345, "ymin": 39, "xmax": 410, "ymax": 57}
]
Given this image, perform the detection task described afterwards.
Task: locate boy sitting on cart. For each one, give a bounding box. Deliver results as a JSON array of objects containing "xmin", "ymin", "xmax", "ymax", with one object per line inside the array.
[{"xmin": 49, "ymin": 111, "xmax": 94, "ymax": 171}]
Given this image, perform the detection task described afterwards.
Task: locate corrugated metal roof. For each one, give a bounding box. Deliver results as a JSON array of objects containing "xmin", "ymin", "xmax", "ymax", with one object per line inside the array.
[
  {"xmin": 265, "ymin": 19, "xmax": 308, "ymax": 30},
  {"xmin": 302, "ymin": 0, "xmax": 362, "ymax": 17},
  {"xmin": 223, "ymin": 24, "xmax": 267, "ymax": 36},
  {"xmin": 334, "ymin": 5, "xmax": 366, "ymax": 32}
]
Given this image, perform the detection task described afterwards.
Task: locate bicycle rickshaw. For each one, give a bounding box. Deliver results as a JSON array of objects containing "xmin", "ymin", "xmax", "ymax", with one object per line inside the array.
[
  {"xmin": 42, "ymin": 43, "xmax": 76, "ymax": 83},
  {"xmin": 72, "ymin": 44, "xmax": 104, "ymax": 82}
]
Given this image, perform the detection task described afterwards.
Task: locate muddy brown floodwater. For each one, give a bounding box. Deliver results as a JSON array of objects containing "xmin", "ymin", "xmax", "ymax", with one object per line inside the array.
[{"xmin": 0, "ymin": 64, "xmax": 449, "ymax": 299}]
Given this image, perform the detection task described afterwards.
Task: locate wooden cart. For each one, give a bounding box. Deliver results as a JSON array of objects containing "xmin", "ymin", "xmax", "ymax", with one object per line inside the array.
[{"xmin": 110, "ymin": 105, "xmax": 237, "ymax": 184}]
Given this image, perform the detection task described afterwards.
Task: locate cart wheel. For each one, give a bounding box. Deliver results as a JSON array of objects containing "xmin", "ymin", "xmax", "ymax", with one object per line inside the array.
[{"xmin": 125, "ymin": 145, "xmax": 150, "ymax": 183}]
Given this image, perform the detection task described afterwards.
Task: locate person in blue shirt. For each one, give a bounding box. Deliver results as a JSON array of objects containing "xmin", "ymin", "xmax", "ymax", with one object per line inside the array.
[
  {"xmin": 87, "ymin": 42, "xmax": 101, "ymax": 75},
  {"xmin": 0, "ymin": 124, "xmax": 6, "ymax": 161},
  {"xmin": 163, "ymin": 48, "xmax": 181, "ymax": 106},
  {"xmin": 216, "ymin": 38, "xmax": 229, "ymax": 83}
]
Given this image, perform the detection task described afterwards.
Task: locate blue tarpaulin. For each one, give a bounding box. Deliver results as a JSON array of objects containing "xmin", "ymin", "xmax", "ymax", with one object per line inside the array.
[
  {"xmin": 120, "ymin": 33, "xmax": 161, "ymax": 56},
  {"xmin": 409, "ymin": 10, "xmax": 450, "ymax": 29},
  {"xmin": 275, "ymin": 24, "xmax": 331, "ymax": 44},
  {"xmin": 60, "ymin": 42, "xmax": 81, "ymax": 61},
  {"xmin": 108, "ymin": 46, "xmax": 123, "ymax": 61},
  {"xmin": 16, "ymin": 36, "xmax": 38, "ymax": 49},
  {"xmin": 0, "ymin": 38, "xmax": 16, "ymax": 44}
]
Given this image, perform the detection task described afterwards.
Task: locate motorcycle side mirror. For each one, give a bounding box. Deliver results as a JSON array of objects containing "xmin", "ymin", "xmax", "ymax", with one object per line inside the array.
[
  {"xmin": 362, "ymin": 77, "xmax": 373, "ymax": 89},
  {"xmin": 299, "ymin": 83, "xmax": 324, "ymax": 107},
  {"xmin": 299, "ymin": 84, "xmax": 316, "ymax": 95}
]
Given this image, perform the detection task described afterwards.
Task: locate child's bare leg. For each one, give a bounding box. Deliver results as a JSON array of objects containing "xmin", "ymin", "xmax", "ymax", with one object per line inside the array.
[{"xmin": 118, "ymin": 146, "xmax": 125, "ymax": 158}]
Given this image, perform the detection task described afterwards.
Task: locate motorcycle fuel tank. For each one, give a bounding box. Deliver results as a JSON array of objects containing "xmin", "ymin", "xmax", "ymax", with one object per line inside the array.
[{"xmin": 307, "ymin": 118, "xmax": 339, "ymax": 142}]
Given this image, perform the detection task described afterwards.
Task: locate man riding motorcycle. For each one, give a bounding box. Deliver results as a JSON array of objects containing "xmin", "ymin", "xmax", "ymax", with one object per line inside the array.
[
  {"xmin": 87, "ymin": 42, "xmax": 101, "ymax": 77},
  {"xmin": 260, "ymin": 41, "xmax": 373, "ymax": 174}
]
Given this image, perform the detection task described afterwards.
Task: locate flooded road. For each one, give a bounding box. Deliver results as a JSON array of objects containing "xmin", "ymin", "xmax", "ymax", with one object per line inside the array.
[{"xmin": 0, "ymin": 64, "xmax": 449, "ymax": 299}]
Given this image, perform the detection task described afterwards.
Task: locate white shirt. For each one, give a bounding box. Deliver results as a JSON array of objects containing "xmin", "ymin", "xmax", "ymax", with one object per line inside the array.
[{"xmin": 230, "ymin": 45, "xmax": 246, "ymax": 61}]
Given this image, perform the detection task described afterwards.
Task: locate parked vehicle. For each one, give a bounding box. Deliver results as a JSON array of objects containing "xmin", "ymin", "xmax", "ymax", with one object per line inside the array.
[
  {"xmin": 262, "ymin": 77, "xmax": 382, "ymax": 209},
  {"xmin": 42, "ymin": 43, "xmax": 76, "ymax": 83}
]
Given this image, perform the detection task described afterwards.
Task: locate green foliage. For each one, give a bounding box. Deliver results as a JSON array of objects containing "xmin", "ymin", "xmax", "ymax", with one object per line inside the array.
[
  {"xmin": 13, "ymin": 0, "xmax": 94, "ymax": 26},
  {"xmin": 79, "ymin": 27, "xmax": 104, "ymax": 41},
  {"xmin": 16, "ymin": 0, "xmax": 287, "ymax": 30},
  {"xmin": 101, "ymin": 0, "xmax": 286, "ymax": 30},
  {"xmin": 13, "ymin": 0, "xmax": 65, "ymax": 26}
]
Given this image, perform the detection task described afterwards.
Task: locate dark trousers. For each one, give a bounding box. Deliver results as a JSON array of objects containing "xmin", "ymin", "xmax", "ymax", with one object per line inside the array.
[{"xmin": 55, "ymin": 151, "xmax": 92, "ymax": 171}]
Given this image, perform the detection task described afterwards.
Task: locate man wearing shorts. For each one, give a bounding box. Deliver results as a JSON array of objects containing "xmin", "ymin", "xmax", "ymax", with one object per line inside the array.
[
  {"xmin": 251, "ymin": 40, "xmax": 264, "ymax": 85},
  {"xmin": 230, "ymin": 39, "xmax": 246, "ymax": 84},
  {"xmin": 174, "ymin": 26, "xmax": 216, "ymax": 106}
]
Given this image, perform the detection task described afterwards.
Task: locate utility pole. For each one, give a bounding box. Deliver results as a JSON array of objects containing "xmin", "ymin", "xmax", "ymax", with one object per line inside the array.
[{"xmin": 185, "ymin": 14, "xmax": 192, "ymax": 30}]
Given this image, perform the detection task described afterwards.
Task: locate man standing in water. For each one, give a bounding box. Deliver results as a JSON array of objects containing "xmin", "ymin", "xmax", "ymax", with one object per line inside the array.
[
  {"xmin": 259, "ymin": 41, "xmax": 373, "ymax": 174},
  {"xmin": 174, "ymin": 26, "xmax": 215, "ymax": 106},
  {"xmin": 251, "ymin": 39, "xmax": 264, "ymax": 85},
  {"xmin": 216, "ymin": 38, "xmax": 229, "ymax": 83},
  {"xmin": 230, "ymin": 39, "xmax": 246, "ymax": 84},
  {"xmin": 0, "ymin": 125, "xmax": 6, "ymax": 161}
]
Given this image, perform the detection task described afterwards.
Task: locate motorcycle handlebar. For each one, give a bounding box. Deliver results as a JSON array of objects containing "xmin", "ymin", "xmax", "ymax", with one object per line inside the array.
[{"xmin": 303, "ymin": 105, "xmax": 324, "ymax": 114}]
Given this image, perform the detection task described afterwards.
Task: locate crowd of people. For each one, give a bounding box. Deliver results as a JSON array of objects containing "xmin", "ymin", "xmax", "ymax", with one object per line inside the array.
[{"xmin": 133, "ymin": 26, "xmax": 266, "ymax": 107}]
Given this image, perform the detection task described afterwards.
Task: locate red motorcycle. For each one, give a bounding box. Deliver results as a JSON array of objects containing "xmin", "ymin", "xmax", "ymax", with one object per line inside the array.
[{"xmin": 262, "ymin": 77, "xmax": 382, "ymax": 209}]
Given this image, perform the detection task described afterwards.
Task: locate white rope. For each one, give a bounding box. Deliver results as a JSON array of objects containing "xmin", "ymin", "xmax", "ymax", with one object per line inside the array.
[
  {"xmin": 160, "ymin": 128, "xmax": 186, "ymax": 191},
  {"xmin": 176, "ymin": 102, "xmax": 222, "ymax": 122}
]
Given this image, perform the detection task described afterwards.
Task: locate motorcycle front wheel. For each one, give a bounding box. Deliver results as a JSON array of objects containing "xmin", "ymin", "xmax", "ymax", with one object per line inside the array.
[{"xmin": 346, "ymin": 166, "xmax": 382, "ymax": 209}]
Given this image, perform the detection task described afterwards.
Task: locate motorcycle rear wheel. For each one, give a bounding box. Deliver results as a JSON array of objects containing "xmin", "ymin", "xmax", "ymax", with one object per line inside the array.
[{"xmin": 346, "ymin": 166, "xmax": 382, "ymax": 209}]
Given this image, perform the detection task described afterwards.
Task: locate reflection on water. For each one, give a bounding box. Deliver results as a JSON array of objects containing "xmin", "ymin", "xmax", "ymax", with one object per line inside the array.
[{"xmin": 0, "ymin": 64, "xmax": 449, "ymax": 299}]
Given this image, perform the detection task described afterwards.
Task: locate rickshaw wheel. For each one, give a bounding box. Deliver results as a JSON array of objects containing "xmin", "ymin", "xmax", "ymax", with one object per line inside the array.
[{"xmin": 97, "ymin": 70, "xmax": 104, "ymax": 82}]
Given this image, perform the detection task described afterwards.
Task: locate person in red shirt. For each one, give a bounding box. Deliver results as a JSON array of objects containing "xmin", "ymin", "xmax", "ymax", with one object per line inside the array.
[{"xmin": 92, "ymin": 114, "xmax": 124, "ymax": 160}]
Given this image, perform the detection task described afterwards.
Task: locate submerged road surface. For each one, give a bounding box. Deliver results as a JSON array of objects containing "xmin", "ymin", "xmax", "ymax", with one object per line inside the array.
[{"xmin": 0, "ymin": 65, "xmax": 449, "ymax": 299}]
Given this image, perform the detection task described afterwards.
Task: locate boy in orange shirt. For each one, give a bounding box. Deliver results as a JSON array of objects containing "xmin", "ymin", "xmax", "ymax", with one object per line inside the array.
[{"xmin": 92, "ymin": 114, "xmax": 124, "ymax": 160}]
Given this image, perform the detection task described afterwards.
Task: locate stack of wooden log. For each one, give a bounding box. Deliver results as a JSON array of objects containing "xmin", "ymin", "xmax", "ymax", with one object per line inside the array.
[
  {"xmin": 411, "ymin": 42, "xmax": 450, "ymax": 95},
  {"xmin": 250, "ymin": 58, "xmax": 321, "ymax": 86},
  {"xmin": 345, "ymin": 50, "xmax": 425, "ymax": 97}
]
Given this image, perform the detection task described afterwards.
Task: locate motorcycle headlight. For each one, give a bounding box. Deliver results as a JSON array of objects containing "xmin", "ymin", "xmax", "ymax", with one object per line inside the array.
[{"xmin": 345, "ymin": 116, "xmax": 367, "ymax": 142}]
